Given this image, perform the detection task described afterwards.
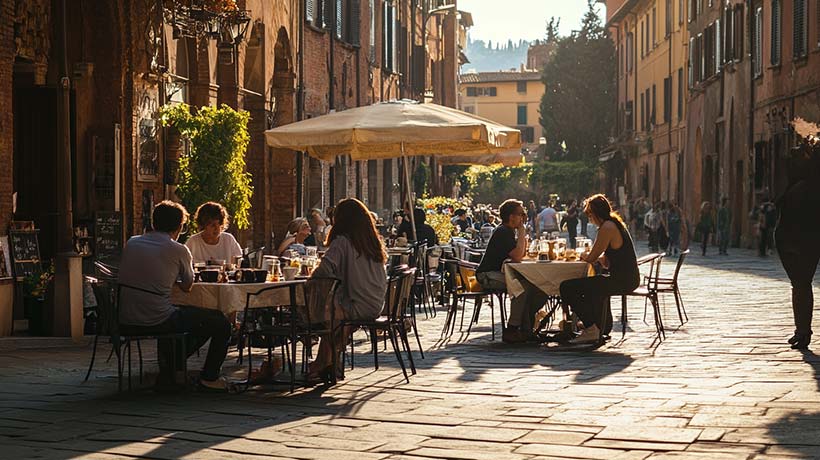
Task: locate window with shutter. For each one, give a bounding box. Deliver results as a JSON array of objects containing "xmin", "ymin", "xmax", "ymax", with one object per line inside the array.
[
  {"xmin": 715, "ymin": 19, "xmax": 721, "ymax": 71},
  {"xmin": 626, "ymin": 100, "xmax": 634, "ymax": 131},
  {"xmin": 323, "ymin": 0, "xmax": 332, "ymax": 29},
  {"xmin": 640, "ymin": 93, "xmax": 645, "ymax": 130},
  {"xmin": 306, "ymin": 0, "xmax": 316, "ymax": 24},
  {"xmin": 754, "ymin": 6, "xmax": 762, "ymax": 76},
  {"xmin": 517, "ymin": 81, "xmax": 527, "ymax": 93},
  {"xmin": 346, "ymin": 0, "xmax": 360, "ymax": 45},
  {"xmin": 336, "ymin": 0, "xmax": 343, "ymax": 39},
  {"xmin": 646, "ymin": 13, "xmax": 651, "ymax": 50},
  {"xmin": 641, "ymin": 21, "xmax": 644, "ymax": 57},
  {"xmin": 651, "ymin": 84, "xmax": 656, "ymax": 126},
  {"xmin": 517, "ymin": 105, "xmax": 527, "ymax": 125},
  {"xmin": 466, "ymin": 87, "xmax": 476, "ymax": 97},
  {"xmin": 369, "ymin": 0, "xmax": 376, "ymax": 62},
  {"xmin": 390, "ymin": 3, "xmax": 397, "ymax": 72},
  {"xmin": 627, "ymin": 32, "xmax": 634, "ymax": 70},
  {"xmin": 663, "ymin": 77, "xmax": 671, "ymax": 123},
  {"xmin": 793, "ymin": 0, "xmax": 808, "ymax": 58},
  {"xmin": 771, "ymin": 0, "xmax": 781, "ymax": 65},
  {"xmin": 680, "ymin": 0, "xmax": 684, "ymax": 24},
  {"xmin": 652, "ymin": 7, "xmax": 657, "ymax": 46},
  {"xmin": 666, "ymin": 0, "xmax": 672, "ymax": 37},
  {"xmin": 382, "ymin": 2, "xmax": 389, "ymax": 69},
  {"xmin": 489, "ymin": 87, "xmax": 497, "ymax": 96},
  {"xmin": 677, "ymin": 68, "xmax": 683, "ymax": 120},
  {"xmin": 688, "ymin": 37, "xmax": 694, "ymax": 86},
  {"xmin": 698, "ymin": 32, "xmax": 704, "ymax": 81}
]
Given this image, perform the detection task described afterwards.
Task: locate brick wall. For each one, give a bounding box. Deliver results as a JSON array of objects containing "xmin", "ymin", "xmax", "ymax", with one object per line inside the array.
[{"xmin": 0, "ymin": 3, "xmax": 14, "ymax": 233}]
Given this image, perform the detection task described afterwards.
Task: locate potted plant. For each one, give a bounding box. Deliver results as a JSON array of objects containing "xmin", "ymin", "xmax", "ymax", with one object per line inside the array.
[{"xmin": 22, "ymin": 264, "xmax": 54, "ymax": 335}]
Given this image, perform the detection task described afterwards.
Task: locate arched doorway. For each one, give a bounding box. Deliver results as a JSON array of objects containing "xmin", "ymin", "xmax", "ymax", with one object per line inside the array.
[{"xmin": 241, "ymin": 23, "xmax": 267, "ymax": 249}]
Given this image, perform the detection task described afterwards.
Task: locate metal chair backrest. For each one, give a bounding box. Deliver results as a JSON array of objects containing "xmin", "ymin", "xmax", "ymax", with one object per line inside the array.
[
  {"xmin": 465, "ymin": 249, "xmax": 484, "ymax": 264},
  {"xmin": 300, "ymin": 277, "xmax": 340, "ymax": 325},
  {"xmin": 441, "ymin": 258, "xmax": 461, "ymax": 293},
  {"xmin": 411, "ymin": 242, "xmax": 427, "ymax": 269},
  {"xmin": 646, "ymin": 253, "xmax": 665, "ymax": 291},
  {"xmin": 457, "ymin": 260, "xmax": 481, "ymax": 293},
  {"xmin": 671, "ymin": 249, "xmax": 689, "ymax": 283},
  {"xmin": 382, "ymin": 272, "xmax": 406, "ymax": 321},
  {"xmin": 425, "ymin": 246, "xmax": 442, "ymax": 274},
  {"xmin": 91, "ymin": 281, "xmax": 119, "ymax": 337},
  {"xmin": 94, "ymin": 260, "xmax": 119, "ymax": 281},
  {"xmin": 395, "ymin": 267, "xmax": 416, "ymax": 320}
]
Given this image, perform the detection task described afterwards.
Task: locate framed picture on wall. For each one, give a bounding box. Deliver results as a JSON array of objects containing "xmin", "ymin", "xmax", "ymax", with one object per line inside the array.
[
  {"xmin": 0, "ymin": 236, "xmax": 12, "ymax": 280},
  {"xmin": 137, "ymin": 87, "xmax": 160, "ymax": 183}
]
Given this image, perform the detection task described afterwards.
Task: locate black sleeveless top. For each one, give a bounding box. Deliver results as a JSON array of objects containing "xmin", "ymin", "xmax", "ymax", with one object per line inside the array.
[{"xmin": 604, "ymin": 219, "xmax": 640, "ymax": 292}]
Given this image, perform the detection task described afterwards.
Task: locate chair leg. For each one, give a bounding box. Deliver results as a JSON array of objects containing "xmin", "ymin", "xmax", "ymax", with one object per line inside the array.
[
  {"xmin": 674, "ymin": 284, "xmax": 688, "ymax": 323},
  {"xmin": 651, "ymin": 294, "xmax": 665, "ymax": 341},
  {"xmin": 490, "ymin": 295, "xmax": 496, "ymax": 341},
  {"xmin": 136, "ymin": 340, "xmax": 143, "ymax": 385},
  {"xmin": 370, "ymin": 327, "xmax": 379, "ymax": 370},
  {"xmin": 116, "ymin": 341, "xmax": 123, "ymax": 393},
  {"xmin": 621, "ymin": 295, "xmax": 628, "ymax": 337},
  {"xmin": 84, "ymin": 334, "xmax": 100, "ymax": 382},
  {"xmin": 126, "ymin": 341, "xmax": 132, "ymax": 392},
  {"xmin": 411, "ymin": 315, "xmax": 425, "ymax": 359},
  {"xmin": 387, "ymin": 327, "xmax": 409, "ymax": 383},
  {"xmin": 398, "ymin": 322, "xmax": 416, "ymax": 375},
  {"xmin": 466, "ymin": 297, "xmax": 482, "ymax": 335}
]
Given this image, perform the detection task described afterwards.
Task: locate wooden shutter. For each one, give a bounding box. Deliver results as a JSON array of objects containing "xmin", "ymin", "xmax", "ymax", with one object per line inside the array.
[
  {"xmin": 793, "ymin": 0, "xmax": 807, "ymax": 57},
  {"xmin": 336, "ymin": 0, "xmax": 343, "ymax": 39},
  {"xmin": 390, "ymin": 3, "xmax": 397, "ymax": 72},
  {"xmin": 306, "ymin": 0, "xmax": 316, "ymax": 24},
  {"xmin": 323, "ymin": 0, "xmax": 332, "ymax": 28},
  {"xmin": 754, "ymin": 7, "xmax": 762, "ymax": 76},
  {"xmin": 347, "ymin": 0, "xmax": 360, "ymax": 45},
  {"xmin": 715, "ymin": 19, "xmax": 721, "ymax": 71},
  {"xmin": 771, "ymin": 0, "xmax": 781, "ymax": 65},
  {"xmin": 382, "ymin": 2, "xmax": 389, "ymax": 69}
]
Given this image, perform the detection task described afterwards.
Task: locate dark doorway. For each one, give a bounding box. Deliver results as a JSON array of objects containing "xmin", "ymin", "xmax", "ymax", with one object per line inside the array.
[
  {"xmin": 703, "ymin": 156, "xmax": 715, "ymax": 207},
  {"xmin": 13, "ymin": 86, "xmax": 73, "ymax": 262},
  {"xmin": 733, "ymin": 161, "xmax": 744, "ymax": 247}
]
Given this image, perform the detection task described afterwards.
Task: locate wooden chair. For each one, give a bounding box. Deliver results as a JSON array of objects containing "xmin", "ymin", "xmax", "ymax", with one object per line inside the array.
[{"xmin": 619, "ymin": 253, "xmax": 665, "ymax": 342}]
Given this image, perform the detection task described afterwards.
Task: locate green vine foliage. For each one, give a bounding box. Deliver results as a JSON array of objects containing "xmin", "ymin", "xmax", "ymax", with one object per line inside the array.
[
  {"xmin": 159, "ymin": 103, "xmax": 253, "ymax": 230},
  {"xmin": 462, "ymin": 161, "xmax": 596, "ymax": 204}
]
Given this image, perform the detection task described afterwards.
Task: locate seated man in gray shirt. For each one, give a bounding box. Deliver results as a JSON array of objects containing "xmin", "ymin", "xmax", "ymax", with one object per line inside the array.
[{"xmin": 119, "ymin": 201, "xmax": 231, "ymax": 391}]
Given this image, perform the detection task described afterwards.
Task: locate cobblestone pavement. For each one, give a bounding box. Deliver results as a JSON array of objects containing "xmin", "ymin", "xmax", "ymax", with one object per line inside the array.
[{"xmin": 1, "ymin": 247, "xmax": 819, "ymax": 460}]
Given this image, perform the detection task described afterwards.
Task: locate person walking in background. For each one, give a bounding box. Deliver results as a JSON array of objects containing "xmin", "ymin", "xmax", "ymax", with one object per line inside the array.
[
  {"xmin": 562, "ymin": 200, "xmax": 579, "ymax": 248},
  {"xmin": 716, "ymin": 197, "xmax": 732, "ymax": 255},
  {"xmin": 758, "ymin": 197, "xmax": 777, "ymax": 257},
  {"xmin": 536, "ymin": 200, "xmax": 559, "ymax": 235},
  {"xmin": 697, "ymin": 201, "xmax": 715, "ymax": 256},
  {"xmin": 644, "ymin": 203, "xmax": 659, "ymax": 251},
  {"xmin": 666, "ymin": 203, "xmax": 683, "ymax": 256},
  {"xmin": 579, "ymin": 198, "xmax": 590, "ymax": 237},
  {"xmin": 656, "ymin": 201, "xmax": 670, "ymax": 253},
  {"xmin": 527, "ymin": 200, "xmax": 538, "ymax": 237}
]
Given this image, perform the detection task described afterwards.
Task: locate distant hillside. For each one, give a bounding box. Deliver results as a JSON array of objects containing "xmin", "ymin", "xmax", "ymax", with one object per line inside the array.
[{"xmin": 463, "ymin": 36, "xmax": 530, "ymax": 73}]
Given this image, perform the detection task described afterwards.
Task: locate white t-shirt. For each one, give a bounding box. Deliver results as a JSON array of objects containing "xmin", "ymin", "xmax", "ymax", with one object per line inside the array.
[
  {"xmin": 537, "ymin": 208, "xmax": 558, "ymax": 231},
  {"xmin": 185, "ymin": 232, "xmax": 243, "ymax": 264}
]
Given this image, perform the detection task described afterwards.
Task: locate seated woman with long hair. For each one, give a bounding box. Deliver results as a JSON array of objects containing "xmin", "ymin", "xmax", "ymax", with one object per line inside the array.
[
  {"xmin": 307, "ymin": 198, "xmax": 387, "ymax": 381},
  {"xmin": 560, "ymin": 194, "xmax": 640, "ymax": 344}
]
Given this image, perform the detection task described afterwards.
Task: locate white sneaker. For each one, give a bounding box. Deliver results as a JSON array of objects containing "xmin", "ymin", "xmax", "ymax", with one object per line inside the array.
[{"xmin": 569, "ymin": 324, "xmax": 601, "ymax": 344}]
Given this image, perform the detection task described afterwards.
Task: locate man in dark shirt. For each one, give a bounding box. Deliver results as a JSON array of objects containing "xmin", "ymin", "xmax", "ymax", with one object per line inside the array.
[
  {"xmin": 453, "ymin": 209, "xmax": 471, "ymax": 233},
  {"xmin": 398, "ymin": 208, "xmax": 438, "ymax": 246},
  {"xmin": 476, "ymin": 199, "xmax": 549, "ymax": 343}
]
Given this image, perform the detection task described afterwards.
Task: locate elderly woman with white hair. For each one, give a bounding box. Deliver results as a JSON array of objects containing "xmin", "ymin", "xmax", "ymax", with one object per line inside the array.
[{"xmin": 277, "ymin": 217, "xmax": 311, "ymax": 256}]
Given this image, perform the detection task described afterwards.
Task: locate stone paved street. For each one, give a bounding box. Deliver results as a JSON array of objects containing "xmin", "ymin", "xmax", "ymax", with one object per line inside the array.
[{"xmin": 1, "ymin": 247, "xmax": 819, "ymax": 460}]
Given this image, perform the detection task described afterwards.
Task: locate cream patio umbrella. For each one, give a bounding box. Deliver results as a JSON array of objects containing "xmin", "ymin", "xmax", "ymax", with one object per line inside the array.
[{"xmin": 264, "ymin": 99, "xmax": 522, "ymax": 239}]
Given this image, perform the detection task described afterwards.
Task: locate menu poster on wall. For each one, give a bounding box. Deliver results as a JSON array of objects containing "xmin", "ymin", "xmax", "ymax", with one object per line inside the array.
[
  {"xmin": 94, "ymin": 211, "xmax": 123, "ymax": 263},
  {"xmin": 0, "ymin": 236, "xmax": 12, "ymax": 280}
]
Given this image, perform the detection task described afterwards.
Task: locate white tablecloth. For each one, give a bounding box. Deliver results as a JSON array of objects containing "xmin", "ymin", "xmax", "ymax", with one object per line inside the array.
[
  {"xmin": 504, "ymin": 261, "xmax": 592, "ymax": 298},
  {"xmin": 171, "ymin": 281, "xmax": 305, "ymax": 315}
]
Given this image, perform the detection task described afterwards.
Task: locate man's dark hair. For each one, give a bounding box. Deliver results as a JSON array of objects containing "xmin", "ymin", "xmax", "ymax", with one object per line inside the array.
[
  {"xmin": 194, "ymin": 201, "xmax": 229, "ymax": 230},
  {"xmin": 454, "ymin": 208, "xmax": 467, "ymax": 217},
  {"xmin": 413, "ymin": 208, "xmax": 427, "ymax": 225},
  {"xmin": 499, "ymin": 199, "xmax": 523, "ymax": 224},
  {"xmin": 153, "ymin": 200, "xmax": 188, "ymax": 233}
]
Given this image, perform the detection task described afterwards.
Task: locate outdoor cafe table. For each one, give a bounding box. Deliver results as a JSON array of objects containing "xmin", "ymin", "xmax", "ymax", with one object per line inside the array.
[
  {"xmin": 171, "ymin": 280, "xmax": 306, "ymax": 315},
  {"xmin": 504, "ymin": 260, "xmax": 592, "ymax": 298}
]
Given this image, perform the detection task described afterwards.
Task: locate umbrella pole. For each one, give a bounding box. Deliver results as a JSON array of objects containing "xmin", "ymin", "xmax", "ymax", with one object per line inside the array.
[{"xmin": 402, "ymin": 143, "xmax": 418, "ymax": 242}]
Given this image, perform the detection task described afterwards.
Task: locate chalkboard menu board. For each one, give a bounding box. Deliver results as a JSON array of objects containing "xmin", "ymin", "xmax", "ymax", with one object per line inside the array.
[
  {"xmin": 94, "ymin": 211, "xmax": 123, "ymax": 263},
  {"xmin": 9, "ymin": 230, "xmax": 41, "ymax": 279}
]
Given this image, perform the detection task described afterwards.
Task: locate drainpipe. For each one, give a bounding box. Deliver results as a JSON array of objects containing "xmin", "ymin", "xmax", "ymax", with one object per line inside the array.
[
  {"xmin": 747, "ymin": 0, "xmax": 755, "ymax": 207},
  {"xmin": 329, "ymin": 0, "xmax": 335, "ymax": 110},
  {"xmin": 58, "ymin": 0, "xmax": 73, "ymax": 253},
  {"xmin": 298, "ymin": 0, "xmax": 305, "ymax": 121},
  {"xmin": 668, "ymin": 14, "xmax": 673, "ymax": 203}
]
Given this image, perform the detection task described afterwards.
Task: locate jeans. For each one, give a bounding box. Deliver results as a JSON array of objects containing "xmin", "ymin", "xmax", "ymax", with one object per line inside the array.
[
  {"xmin": 718, "ymin": 228, "xmax": 730, "ymax": 254},
  {"xmin": 776, "ymin": 231, "xmax": 820, "ymax": 337},
  {"xmin": 121, "ymin": 306, "xmax": 231, "ymax": 381},
  {"xmin": 560, "ymin": 275, "xmax": 638, "ymax": 334},
  {"xmin": 701, "ymin": 230, "xmax": 711, "ymax": 256},
  {"xmin": 759, "ymin": 227, "xmax": 773, "ymax": 256},
  {"xmin": 476, "ymin": 270, "xmax": 549, "ymax": 332}
]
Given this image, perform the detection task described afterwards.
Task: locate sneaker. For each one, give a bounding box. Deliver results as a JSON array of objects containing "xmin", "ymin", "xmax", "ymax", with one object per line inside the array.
[{"xmin": 569, "ymin": 324, "xmax": 601, "ymax": 344}]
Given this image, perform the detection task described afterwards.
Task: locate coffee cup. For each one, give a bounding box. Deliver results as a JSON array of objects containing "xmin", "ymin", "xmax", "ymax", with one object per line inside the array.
[
  {"xmin": 282, "ymin": 266, "xmax": 298, "ymax": 281},
  {"xmin": 253, "ymin": 269, "xmax": 268, "ymax": 283}
]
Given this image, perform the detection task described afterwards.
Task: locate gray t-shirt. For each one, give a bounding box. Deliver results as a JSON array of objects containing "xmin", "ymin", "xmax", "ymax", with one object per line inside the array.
[
  {"xmin": 312, "ymin": 235, "xmax": 386, "ymax": 320},
  {"xmin": 118, "ymin": 232, "xmax": 194, "ymax": 326}
]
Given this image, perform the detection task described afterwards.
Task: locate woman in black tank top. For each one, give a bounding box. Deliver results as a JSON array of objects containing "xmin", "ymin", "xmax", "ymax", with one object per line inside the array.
[{"xmin": 560, "ymin": 194, "xmax": 640, "ymax": 344}]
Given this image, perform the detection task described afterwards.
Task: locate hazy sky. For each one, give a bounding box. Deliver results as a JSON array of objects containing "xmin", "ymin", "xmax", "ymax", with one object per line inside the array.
[{"xmin": 458, "ymin": 0, "xmax": 606, "ymax": 44}]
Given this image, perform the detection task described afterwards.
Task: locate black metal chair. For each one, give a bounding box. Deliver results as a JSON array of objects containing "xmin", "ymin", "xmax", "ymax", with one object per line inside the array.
[
  {"xmin": 620, "ymin": 253, "xmax": 665, "ymax": 343},
  {"xmin": 654, "ymin": 249, "xmax": 689, "ymax": 325},
  {"xmin": 238, "ymin": 280, "xmax": 307, "ymax": 392},
  {"xmin": 338, "ymin": 269, "xmax": 416, "ymax": 383},
  {"xmin": 85, "ymin": 283, "xmax": 189, "ymax": 392},
  {"xmin": 440, "ymin": 259, "xmax": 503, "ymax": 340}
]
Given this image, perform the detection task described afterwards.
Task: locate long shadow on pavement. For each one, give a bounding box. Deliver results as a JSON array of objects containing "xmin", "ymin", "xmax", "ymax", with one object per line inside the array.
[{"xmin": 765, "ymin": 349, "xmax": 820, "ymax": 458}]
